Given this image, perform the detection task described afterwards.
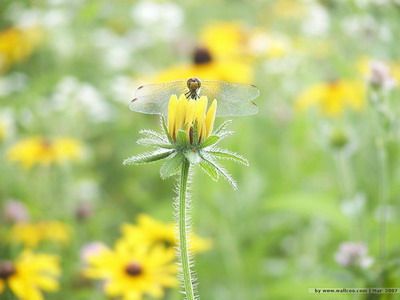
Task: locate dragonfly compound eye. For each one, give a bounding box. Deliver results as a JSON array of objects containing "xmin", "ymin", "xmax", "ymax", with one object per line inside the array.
[{"xmin": 187, "ymin": 78, "xmax": 201, "ymax": 91}]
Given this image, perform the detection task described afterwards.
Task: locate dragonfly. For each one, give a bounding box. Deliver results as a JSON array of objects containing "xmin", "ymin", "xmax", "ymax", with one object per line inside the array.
[{"xmin": 129, "ymin": 78, "xmax": 260, "ymax": 117}]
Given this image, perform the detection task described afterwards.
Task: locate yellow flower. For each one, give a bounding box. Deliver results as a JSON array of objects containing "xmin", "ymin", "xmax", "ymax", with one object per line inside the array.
[
  {"xmin": 120, "ymin": 214, "xmax": 212, "ymax": 254},
  {"xmin": 296, "ymin": 80, "xmax": 365, "ymax": 116},
  {"xmin": 166, "ymin": 94, "xmax": 217, "ymax": 145},
  {"xmin": 200, "ymin": 22, "xmax": 289, "ymax": 60},
  {"xmin": 84, "ymin": 242, "xmax": 177, "ymax": 300},
  {"xmin": 0, "ymin": 250, "xmax": 60, "ymax": 300},
  {"xmin": 155, "ymin": 46, "xmax": 253, "ymax": 83},
  {"xmin": 7, "ymin": 137, "xmax": 83, "ymax": 168},
  {"xmin": 200, "ymin": 22, "xmax": 246, "ymax": 59},
  {"xmin": 10, "ymin": 221, "xmax": 71, "ymax": 248},
  {"xmin": 270, "ymin": 0, "xmax": 307, "ymax": 19},
  {"xmin": 0, "ymin": 26, "xmax": 43, "ymax": 73}
]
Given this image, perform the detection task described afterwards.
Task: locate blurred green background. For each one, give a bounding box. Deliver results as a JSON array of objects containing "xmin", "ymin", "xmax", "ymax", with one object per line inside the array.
[{"xmin": 1, "ymin": 0, "xmax": 400, "ymax": 299}]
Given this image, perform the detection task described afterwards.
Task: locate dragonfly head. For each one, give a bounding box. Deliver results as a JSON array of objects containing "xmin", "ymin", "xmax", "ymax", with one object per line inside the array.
[{"xmin": 187, "ymin": 78, "xmax": 201, "ymax": 92}]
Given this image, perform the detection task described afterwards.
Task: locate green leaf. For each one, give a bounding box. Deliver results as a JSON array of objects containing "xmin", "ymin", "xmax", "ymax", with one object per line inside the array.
[
  {"xmin": 136, "ymin": 138, "xmax": 174, "ymax": 149},
  {"xmin": 206, "ymin": 148, "xmax": 249, "ymax": 166},
  {"xmin": 123, "ymin": 150, "xmax": 174, "ymax": 165},
  {"xmin": 199, "ymin": 160, "xmax": 219, "ymax": 181},
  {"xmin": 184, "ymin": 150, "xmax": 202, "ymax": 164},
  {"xmin": 160, "ymin": 154, "xmax": 183, "ymax": 179},
  {"xmin": 214, "ymin": 120, "xmax": 232, "ymax": 135},
  {"xmin": 200, "ymin": 153, "xmax": 238, "ymax": 190},
  {"xmin": 201, "ymin": 135, "xmax": 220, "ymax": 148}
]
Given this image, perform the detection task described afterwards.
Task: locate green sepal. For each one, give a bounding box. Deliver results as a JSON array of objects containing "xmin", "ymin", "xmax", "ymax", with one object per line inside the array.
[
  {"xmin": 184, "ymin": 150, "xmax": 202, "ymax": 165},
  {"xmin": 191, "ymin": 121, "xmax": 199, "ymax": 146},
  {"xmin": 160, "ymin": 116, "xmax": 173, "ymax": 143},
  {"xmin": 160, "ymin": 153, "xmax": 184, "ymax": 179},
  {"xmin": 214, "ymin": 120, "xmax": 232, "ymax": 135},
  {"xmin": 136, "ymin": 138, "xmax": 175, "ymax": 149},
  {"xmin": 200, "ymin": 135, "xmax": 220, "ymax": 148},
  {"xmin": 206, "ymin": 148, "xmax": 249, "ymax": 166},
  {"xmin": 123, "ymin": 150, "xmax": 174, "ymax": 165},
  {"xmin": 199, "ymin": 153, "xmax": 238, "ymax": 190},
  {"xmin": 176, "ymin": 129, "xmax": 188, "ymax": 147},
  {"xmin": 199, "ymin": 160, "xmax": 219, "ymax": 181}
]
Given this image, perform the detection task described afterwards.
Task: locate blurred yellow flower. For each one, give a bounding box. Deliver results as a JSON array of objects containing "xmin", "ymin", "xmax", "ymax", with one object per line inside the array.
[
  {"xmin": 7, "ymin": 137, "xmax": 83, "ymax": 168},
  {"xmin": 200, "ymin": 22, "xmax": 246, "ymax": 59},
  {"xmin": 200, "ymin": 22, "xmax": 289, "ymax": 60},
  {"xmin": 10, "ymin": 221, "xmax": 71, "ymax": 248},
  {"xmin": 0, "ymin": 250, "xmax": 60, "ymax": 300},
  {"xmin": 270, "ymin": 0, "xmax": 307, "ymax": 19},
  {"xmin": 0, "ymin": 26, "xmax": 43, "ymax": 73},
  {"xmin": 120, "ymin": 214, "xmax": 212, "ymax": 254},
  {"xmin": 84, "ymin": 242, "xmax": 177, "ymax": 300},
  {"xmin": 296, "ymin": 80, "xmax": 365, "ymax": 116},
  {"xmin": 156, "ymin": 46, "xmax": 253, "ymax": 83}
]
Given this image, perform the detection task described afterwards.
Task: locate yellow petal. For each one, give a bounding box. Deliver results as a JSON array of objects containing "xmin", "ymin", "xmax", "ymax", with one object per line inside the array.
[
  {"xmin": 205, "ymin": 99, "xmax": 217, "ymax": 138},
  {"xmin": 194, "ymin": 96, "xmax": 208, "ymax": 142},
  {"xmin": 167, "ymin": 95, "xmax": 178, "ymax": 138},
  {"xmin": 175, "ymin": 95, "xmax": 188, "ymax": 135}
]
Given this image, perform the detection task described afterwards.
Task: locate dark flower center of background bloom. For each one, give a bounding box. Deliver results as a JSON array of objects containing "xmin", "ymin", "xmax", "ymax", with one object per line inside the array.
[
  {"xmin": 0, "ymin": 261, "xmax": 16, "ymax": 279},
  {"xmin": 158, "ymin": 238, "xmax": 174, "ymax": 248},
  {"xmin": 125, "ymin": 262, "xmax": 143, "ymax": 276},
  {"xmin": 192, "ymin": 47, "xmax": 213, "ymax": 65}
]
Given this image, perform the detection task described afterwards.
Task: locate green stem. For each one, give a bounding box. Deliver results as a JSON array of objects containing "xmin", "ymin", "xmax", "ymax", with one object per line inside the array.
[
  {"xmin": 177, "ymin": 158, "xmax": 196, "ymax": 300},
  {"xmin": 377, "ymin": 139, "xmax": 388, "ymax": 264}
]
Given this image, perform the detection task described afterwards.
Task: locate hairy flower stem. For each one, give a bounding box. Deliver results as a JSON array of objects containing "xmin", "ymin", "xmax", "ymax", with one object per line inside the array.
[{"xmin": 178, "ymin": 158, "xmax": 196, "ymax": 300}]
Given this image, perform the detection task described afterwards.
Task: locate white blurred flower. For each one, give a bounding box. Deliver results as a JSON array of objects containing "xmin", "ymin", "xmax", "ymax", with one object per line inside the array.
[
  {"xmin": 368, "ymin": 60, "xmax": 397, "ymax": 90},
  {"xmin": 0, "ymin": 73, "xmax": 28, "ymax": 97},
  {"xmin": 50, "ymin": 76, "xmax": 113, "ymax": 122},
  {"xmin": 109, "ymin": 76, "xmax": 135, "ymax": 104},
  {"xmin": 335, "ymin": 242, "xmax": 373, "ymax": 269},
  {"xmin": 92, "ymin": 28, "xmax": 150, "ymax": 71},
  {"xmin": 131, "ymin": 1, "xmax": 184, "ymax": 39},
  {"xmin": 0, "ymin": 109, "xmax": 16, "ymax": 140},
  {"xmin": 73, "ymin": 179, "xmax": 100, "ymax": 202},
  {"xmin": 302, "ymin": 4, "xmax": 330, "ymax": 37},
  {"xmin": 341, "ymin": 193, "xmax": 366, "ymax": 217},
  {"xmin": 2, "ymin": 200, "xmax": 29, "ymax": 223},
  {"xmin": 80, "ymin": 242, "xmax": 107, "ymax": 264},
  {"xmin": 342, "ymin": 15, "xmax": 392, "ymax": 41}
]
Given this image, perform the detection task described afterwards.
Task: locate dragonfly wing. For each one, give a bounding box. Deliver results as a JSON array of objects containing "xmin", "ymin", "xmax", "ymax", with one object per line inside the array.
[
  {"xmin": 129, "ymin": 81, "xmax": 188, "ymax": 115},
  {"xmin": 201, "ymin": 81, "xmax": 260, "ymax": 116}
]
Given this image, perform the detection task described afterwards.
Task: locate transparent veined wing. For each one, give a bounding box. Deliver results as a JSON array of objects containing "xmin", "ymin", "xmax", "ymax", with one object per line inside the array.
[
  {"xmin": 129, "ymin": 81, "xmax": 188, "ymax": 115},
  {"xmin": 200, "ymin": 81, "xmax": 260, "ymax": 116}
]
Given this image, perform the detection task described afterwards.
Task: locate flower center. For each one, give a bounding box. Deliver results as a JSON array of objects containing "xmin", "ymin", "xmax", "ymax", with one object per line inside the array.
[
  {"xmin": 0, "ymin": 261, "xmax": 16, "ymax": 279},
  {"xmin": 158, "ymin": 238, "xmax": 175, "ymax": 248},
  {"xmin": 125, "ymin": 262, "xmax": 143, "ymax": 277},
  {"xmin": 192, "ymin": 47, "xmax": 213, "ymax": 65}
]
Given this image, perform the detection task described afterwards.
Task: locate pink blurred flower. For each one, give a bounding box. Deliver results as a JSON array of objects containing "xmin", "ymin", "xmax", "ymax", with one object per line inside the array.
[
  {"xmin": 368, "ymin": 60, "xmax": 396, "ymax": 90},
  {"xmin": 335, "ymin": 242, "xmax": 373, "ymax": 269},
  {"xmin": 2, "ymin": 200, "xmax": 29, "ymax": 223},
  {"xmin": 80, "ymin": 242, "xmax": 107, "ymax": 264}
]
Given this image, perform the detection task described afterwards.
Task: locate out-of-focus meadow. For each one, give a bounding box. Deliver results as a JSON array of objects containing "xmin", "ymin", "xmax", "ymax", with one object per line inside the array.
[{"xmin": 1, "ymin": 0, "xmax": 400, "ymax": 299}]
